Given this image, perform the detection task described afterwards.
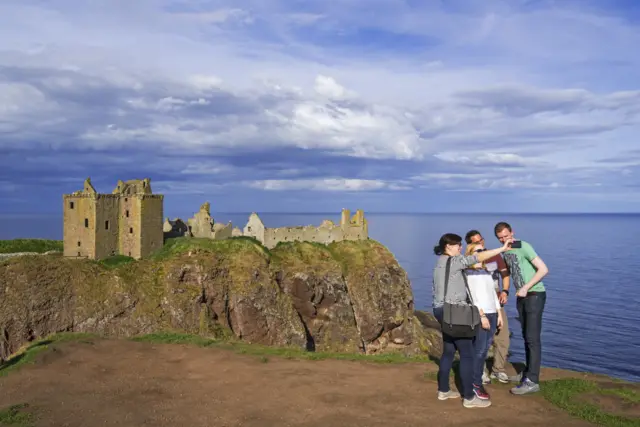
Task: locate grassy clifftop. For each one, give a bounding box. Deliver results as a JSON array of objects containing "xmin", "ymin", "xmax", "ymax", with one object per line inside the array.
[{"xmin": 0, "ymin": 239, "xmax": 63, "ymax": 254}]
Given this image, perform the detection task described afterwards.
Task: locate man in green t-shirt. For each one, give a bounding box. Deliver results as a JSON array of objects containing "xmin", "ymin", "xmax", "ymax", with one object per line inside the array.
[{"xmin": 494, "ymin": 222, "xmax": 549, "ymax": 395}]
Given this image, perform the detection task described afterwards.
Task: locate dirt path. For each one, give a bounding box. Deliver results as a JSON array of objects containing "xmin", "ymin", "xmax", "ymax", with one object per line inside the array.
[{"xmin": 0, "ymin": 339, "xmax": 593, "ymax": 427}]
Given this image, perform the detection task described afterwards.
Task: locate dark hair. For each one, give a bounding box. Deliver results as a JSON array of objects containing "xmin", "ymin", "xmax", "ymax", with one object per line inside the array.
[
  {"xmin": 465, "ymin": 229, "xmax": 481, "ymax": 244},
  {"xmin": 434, "ymin": 233, "xmax": 462, "ymax": 256},
  {"xmin": 494, "ymin": 222, "xmax": 512, "ymax": 236}
]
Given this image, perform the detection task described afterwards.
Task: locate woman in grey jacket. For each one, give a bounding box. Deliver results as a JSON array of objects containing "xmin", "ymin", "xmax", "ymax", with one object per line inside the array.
[{"xmin": 432, "ymin": 233, "xmax": 513, "ymax": 409}]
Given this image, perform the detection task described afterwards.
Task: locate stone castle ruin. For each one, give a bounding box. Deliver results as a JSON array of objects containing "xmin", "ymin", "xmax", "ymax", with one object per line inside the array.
[
  {"xmin": 64, "ymin": 178, "xmax": 368, "ymax": 259},
  {"xmin": 63, "ymin": 178, "xmax": 163, "ymax": 260},
  {"xmin": 163, "ymin": 201, "xmax": 241, "ymax": 241},
  {"xmin": 243, "ymin": 209, "xmax": 368, "ymax": 249}
]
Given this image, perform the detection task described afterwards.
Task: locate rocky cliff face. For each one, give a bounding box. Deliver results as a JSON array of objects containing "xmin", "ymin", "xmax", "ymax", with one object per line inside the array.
[{"xmin": 0, "ymin": 238, "xmax": 441, "ymax": 360}]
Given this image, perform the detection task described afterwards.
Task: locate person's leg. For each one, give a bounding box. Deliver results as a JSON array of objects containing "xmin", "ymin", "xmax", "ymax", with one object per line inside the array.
[
  {"xmin": 524, "ymin": 293, "xmax": 545, "ymax": 383},
  {"xmin": 511, "ymin": 293, "xmax": 546, "ymax": 395},
  {"xmin": 433, "ymin": 307, "xmax": 461, "ymax": 400},
  {"xmin": 438, "ymin": 333, "xmax": 457, "ymax": 393},
  {"xmin": 473, "ymin": 314, "xmax": 497, "ymax": 398},
  {"xmin": 516, "ymin": 296, "xmax": 529, "ymax": 378},
  {"xmin": 491, "ymin": 306, "xmax": 510, "ymax": 381},
  {"xmin": 455, "ymin": 337, "xmax": 476, "ymax": 401}
]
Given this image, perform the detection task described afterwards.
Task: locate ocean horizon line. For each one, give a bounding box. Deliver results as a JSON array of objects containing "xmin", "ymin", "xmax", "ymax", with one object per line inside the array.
[{"xmin": 1, "ymin": 211, "xmax": 639, "ymax": 220}]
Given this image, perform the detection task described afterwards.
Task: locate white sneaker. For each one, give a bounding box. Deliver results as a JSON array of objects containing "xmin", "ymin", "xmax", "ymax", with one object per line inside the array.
[
  {"xmin": 438, "ymin": 390, "xmax": 461, "ymax": 400},
  {"xmin": 490, "ymin": 371, "xmax": 510, "ymax": 384},
  {"xmin": 482, "ymin": 372, "xmax": 491, "ymax": 384},
  {"xmin": 463, "ymin": 396, "xmax": 492, "ymax": 408}
]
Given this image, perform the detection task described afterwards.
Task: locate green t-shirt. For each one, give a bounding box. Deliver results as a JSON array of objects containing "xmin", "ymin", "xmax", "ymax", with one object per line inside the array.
[{"xmin": 503, "ymin": 240, "xmax": 545, "ymax": 292}]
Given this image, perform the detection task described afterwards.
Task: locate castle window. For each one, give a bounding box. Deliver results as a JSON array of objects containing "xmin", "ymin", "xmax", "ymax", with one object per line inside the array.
[
  {"xmin": 77, "ymin": 241, "xmax": 81, "ymax": 247},
  {"xmin": 105, "ymin": 220, "xmax": 109, "ymax": 230},
  {"xmin": 128, "ymin": 252, "xmax": 131, "ymax": 256},
  {"xmin": 84, "ymin": 218, "xmax": 89, "ymax": 228},
  {"xmin": 77, "ymin": 252, "xmax": 81, "ymax": 257},
  {"xmin": 69, "ymin": 201, "xmax": 74, "ymax": 209},
  {"xmin": 125, "ymin": 198, "xmax": 128, "ymax": 202},
  {"xmin": 143, "ymin": 181, "xmax": 146, "ymax": 188},
  {"xmin": 129, "ymin": 227, "xmax": 133, "ymax": 234},
  {"xmin": 126, "ymin": 210, "xmax": 129, "ymax": 218}
]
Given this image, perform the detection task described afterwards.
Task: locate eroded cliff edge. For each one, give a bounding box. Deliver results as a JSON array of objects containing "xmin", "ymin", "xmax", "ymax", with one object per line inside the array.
[{"xmin": 0, "ymin": 238, "xmax": 441, "ymax": 359}]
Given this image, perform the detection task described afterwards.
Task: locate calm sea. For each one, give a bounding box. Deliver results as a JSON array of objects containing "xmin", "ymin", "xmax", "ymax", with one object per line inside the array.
[{"xmin": 2, "ymin": 213, "xmax": 639, "ymax": 382}]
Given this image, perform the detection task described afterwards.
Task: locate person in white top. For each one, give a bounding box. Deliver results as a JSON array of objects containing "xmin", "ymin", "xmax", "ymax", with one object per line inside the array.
[{"xmin": 464, "ymin": 242, "xmax": 504, "ymax": 401}]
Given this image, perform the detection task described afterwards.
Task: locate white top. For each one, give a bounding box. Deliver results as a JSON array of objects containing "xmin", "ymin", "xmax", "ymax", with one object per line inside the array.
[{"xmin": 466, "ymin": 270, "xmax": 500, "ymax": 314}]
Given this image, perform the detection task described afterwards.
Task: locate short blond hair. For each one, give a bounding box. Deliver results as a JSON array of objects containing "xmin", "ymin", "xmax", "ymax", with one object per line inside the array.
[{"xmin": 465, "ymin": 242, "xmax": 486, "ymax": 270}]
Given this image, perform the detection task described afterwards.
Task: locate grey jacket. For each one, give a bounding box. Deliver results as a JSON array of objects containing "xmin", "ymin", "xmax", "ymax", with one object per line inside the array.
[{"xmin": 432, "ymin": 254, "xmax": 479, "ymax": 308}]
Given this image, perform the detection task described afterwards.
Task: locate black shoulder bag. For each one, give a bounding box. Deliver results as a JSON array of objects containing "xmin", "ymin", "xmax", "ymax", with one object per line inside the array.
[{"xmin": 441, "ymin": 257, "xmax": 480, "ymax": 338}]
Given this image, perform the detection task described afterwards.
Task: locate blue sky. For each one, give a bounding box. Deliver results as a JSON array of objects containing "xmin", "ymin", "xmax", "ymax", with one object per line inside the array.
[{"xmin": 1, "ymin": 0, "xmax": 640, "ymax": 216}]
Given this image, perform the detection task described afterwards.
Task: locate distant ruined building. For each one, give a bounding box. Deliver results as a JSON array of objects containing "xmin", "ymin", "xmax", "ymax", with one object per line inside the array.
[
  {"xmin": 63, "ymin": 178, "xmax": 164, "ymax": 260},
  {"xmin": 163, "ymin": 201, "xmax": 241, "ymax": 241},
  {"xmin": 243, "ymin": 209, "xmax": 369, "ymax": 249},
  {"xmin": 63, "ymin": 178, "xmax": 368, "ymax": 260}
]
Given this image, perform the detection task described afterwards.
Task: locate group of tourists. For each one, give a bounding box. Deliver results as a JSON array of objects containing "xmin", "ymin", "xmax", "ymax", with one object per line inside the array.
[{"xmin": 432, "ymin": 222, "xmax": 549, "ymax": 408}]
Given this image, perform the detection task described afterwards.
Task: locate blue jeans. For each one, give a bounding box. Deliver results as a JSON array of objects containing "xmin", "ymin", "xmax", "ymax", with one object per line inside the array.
[
  {"xmin": 473, "ymin": 312, "xmax": 497, "ymax": 387},
  {"xmin": 433, "ymin": 307, "xmax": 475, "ymax": 400},
  {"xmin": 517, "ymin": 291, "xmax": 546, "ymax": 383}
]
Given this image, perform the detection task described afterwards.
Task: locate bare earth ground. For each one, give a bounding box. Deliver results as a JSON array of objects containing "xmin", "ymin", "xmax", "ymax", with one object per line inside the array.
[{"xmin": 0, "ymin": 339, "xmax": 596, "ymax": 427}]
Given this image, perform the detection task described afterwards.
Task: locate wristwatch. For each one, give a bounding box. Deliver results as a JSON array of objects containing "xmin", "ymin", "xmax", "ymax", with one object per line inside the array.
[{"xmin": 501, "ymin": 290, "xmax": 509, "ymax": 295}]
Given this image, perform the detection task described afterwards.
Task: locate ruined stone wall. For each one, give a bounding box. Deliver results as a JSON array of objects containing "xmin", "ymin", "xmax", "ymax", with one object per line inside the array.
[
  {"xmin": 212, "ymin": 223, "xmax": 233, "ymax": 240},
  {"xmin": 63, "ymin": 194, "xmax": 96, "ymax": 258},
  {"xmin": 140, "ymin": 195, "xmax": 164, "ymax": 258},
  {"xmin": 119, "ymin": 194, "xmax": 142, "ymax": 259},
  {"xmin": 243, "ymin": 214, "xmax": 265, "ymax": 242},
  {"xmin": 262, "ymin": 225, "xmax": 346, "ymax": 248},
  {"xmin": 94, "ymin": 195, "xmax": 120, "ymax": 259}
]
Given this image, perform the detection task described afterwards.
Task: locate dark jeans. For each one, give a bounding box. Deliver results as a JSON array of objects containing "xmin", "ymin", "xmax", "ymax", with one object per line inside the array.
[
  {"xmin": 516, "ymin": 291, "xmax": 546, "ymax": 384},
  {"xmin": 473, "ymin": 312, "xmax": 497, "ymax": 386},
  {"xmin": 433, "ymin": 307, "xmax": 475, "ymax": 400}
]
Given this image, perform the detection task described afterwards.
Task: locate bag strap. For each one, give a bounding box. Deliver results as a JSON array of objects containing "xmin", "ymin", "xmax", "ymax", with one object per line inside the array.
[
  {"xmin": 461, "ymin": 270, "xmax": 475, "ymax": 305},
  {"xmin": 444, "ymin": 257, "xmax": 452, "ymax": 300}
]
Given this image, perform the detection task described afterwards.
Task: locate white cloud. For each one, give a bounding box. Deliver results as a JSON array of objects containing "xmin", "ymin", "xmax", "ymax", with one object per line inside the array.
[
  {"xmin": 247, "ymin": 178, "xmax": 408, "ymax": 191},
  {"xmin": 433, "ymin": 152, "xmax": 532, "ymax": 167}
]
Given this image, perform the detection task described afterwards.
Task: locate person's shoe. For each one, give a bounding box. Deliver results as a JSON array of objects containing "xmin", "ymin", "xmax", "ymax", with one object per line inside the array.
[
  {"xmin": 463, "ymin": 396, "xmax": 492, "ymax": 408},
  {"xmin": 437, "ymin": 390, "xmax": 461, "ymax": 400},
  {"xmin": 473, "ymin": 384, "xmax": 491, "ymax": 400},
  {"xmin": 490, "ymin": 371, "xmax": 510, "ymax": 384},
  {"xmin": 482, "ymin": 372, "xmax": 491, "ymax": 384},
  {"xmin": 510, "ymin": 377, "xmax": 540, "ymax": 395}
]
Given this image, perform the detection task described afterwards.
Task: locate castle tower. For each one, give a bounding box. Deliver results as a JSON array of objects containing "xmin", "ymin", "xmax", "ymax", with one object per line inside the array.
[
  {"xmin": 63, "ymin": 177, "xmax": 119, "ymax": 259},
  {"xmin": 113, "ymin": 179, "xmax": 163, "ymax": 259},
  {"xmin": 63, "ymin": 177, "xmax": 163, "ymax": 260},
  {"xmin": 340, "ymin": 208, "xmax": 351, "ymax": 228}
]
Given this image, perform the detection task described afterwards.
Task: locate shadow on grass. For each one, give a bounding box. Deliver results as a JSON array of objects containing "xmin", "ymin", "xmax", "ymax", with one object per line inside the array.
[{"xmin": 428, "ymin": 355, "xmax": 463, "ymax": 393}]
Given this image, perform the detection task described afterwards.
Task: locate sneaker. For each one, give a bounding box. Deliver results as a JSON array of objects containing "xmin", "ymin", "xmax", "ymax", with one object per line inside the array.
[
  {"xmin": 473, "ymin": 384, "xmax": 490, "ymax": 400},
  {"xmin": 482, "ymin": 372, "xmax": 491, "ymax": 384},
  {"xmin": 437, "ymin": 390, "xmax": 461, "ymax": 400},
  {"xmin": 510, "ymin": 378, "xmax": 540, "ymax": 395},
  {"xmin": 463, "ymin": 396, "xmax": 492, "ymax": 408},
  {"xmin": 490, "ymin": 371, "xmax": 510, "ymax": 384}
]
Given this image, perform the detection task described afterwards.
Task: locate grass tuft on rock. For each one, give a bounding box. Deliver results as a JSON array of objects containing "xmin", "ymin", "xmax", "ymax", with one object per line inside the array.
[
  {"xmin": 542, "ymin": 377, "xmax": 640, "ymax": 427},
  {"xmin": 98, "ymin": 255, "xmax": 135, "ymax": 268},
  {"xmin": 0, "ymin": 239, "xmax": 63, "ymax": 254}
]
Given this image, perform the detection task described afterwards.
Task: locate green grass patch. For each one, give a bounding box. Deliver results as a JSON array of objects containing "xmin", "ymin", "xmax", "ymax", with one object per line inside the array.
[
  {"xmin": 0, "ymin": 239, "xmax": 63, "ymax": 254},
  {"xmin": 0, "ymin": 403, "xmax": 34, "ymax": 426},
  {"xmin": 129, "ymin": 331, "xmax": 433, "ymax": 364},
  {"xmin": 0, "ymin": 333, "xmax": 98, "ymax": 378},
  {"xmin": 542, "ymin": 378, "xmax": 640, "ymax": 427},
  {"xmin": 152, "ymin": 236, "xmax": 270, "ymax": 260},
  {"xmin": 98, "ymin": 255, "xmax": 135, "ymax": 268}
]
